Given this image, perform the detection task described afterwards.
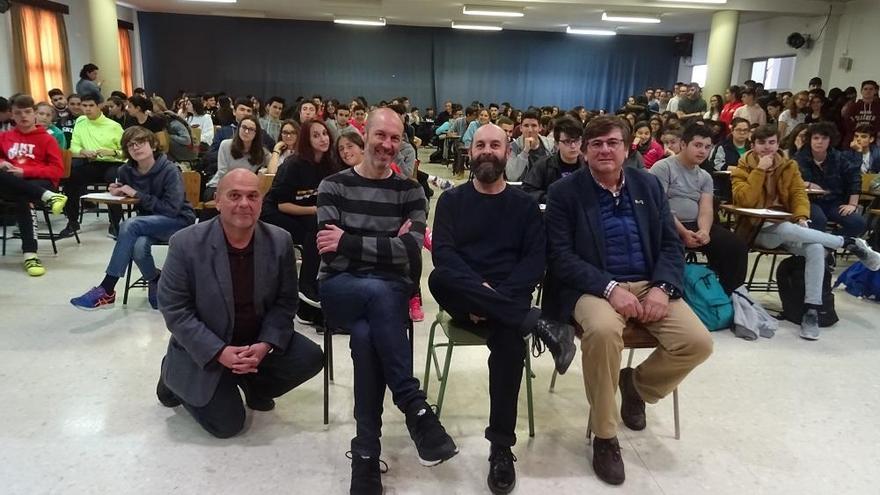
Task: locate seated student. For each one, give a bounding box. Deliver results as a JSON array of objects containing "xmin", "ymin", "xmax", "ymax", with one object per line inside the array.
[
  {"xmin": 266, "ymin": 120, "xmax": 299, "ymax": 174},
  {"xmin": 34, "ymin": 102, "xmax": 67, "ymax": 149},
  {"xmin": 49, "ymin": 90, "xmax": 76, "ymax": 147},
  {"xmin": 204, "ymin": 117, "xmax": 270, "ymax": 200},
  {"xmin": 659, "ymin": 127, "xmax": 683, "ymax": 156},
  {"xmin": 795, "ymin": 122, "xmax": 865, "ymax": 237},
  {"xmin": 60, "ymin": 94, "xmax": 126, "ymax": 238},
  {"xmin": 632, "ymin": 121, "xmax": 665, "ymax": 169},
  {"xmin": 847, "ymin": 123, "xmax": 880, "ymax": 174},
  {"xmin": 180, "ymin": 98, "xmax": 214, "ymax": 148},
  {"xmin": 711, "ymin": 117, "xmax": 751, "ymax": 170},
  {"xmin": 154, "ymin": 168, "xmax": 323, "ymax": 438},
  {"xmin": 521, "ymin": 116, "xmax": 585, "ymax": 203},
  {"xmin": 507, "ymin": 111, "xmax": 556, "ymax": 182},
  {"xmin": 261, "ymin": 119, "xmax": 339, "ymax": 326},
  {"xmin": 211, "ymin": 98, "xmax": 275, "ymax": 153},
  {"xmin": 318, "ymin": 109, "xmax": 458, "ymax": 494},
  {"xmin": 123, "ymin": 95, "xmax": 165, "ymax": 133},
  {"xmin": 461, "ymin": 108, "xmax": 491, "ymax": 147},
  {"xmin": 70, "ymin": 127, "xmax": 196, "ymax": 310},
  {"xmin": 326, "ymin": 105, "xmax": 354, "ymax": 143},
  {"xmin": 160, "ymin": 110, "xmax": 198, "ymax": 163},
  {"xmin": 543, "ymin": 116, "xmax": 713, "ymax": 486},
  {"xmin": 0, "ymin": 96, "xmax": 13, "ymax": 131},
  {"xmin": 0, "ymin": 94, "xmax": 67, "ymax": 276},
  {"xmin": 429, "ymin": 123, "xmax": 576, "ymax": 494},
  {"xmin": 650, "ymin": 124, "xmax": 749, "ymax": 294},
  {"xmin": 731, "ymin": 124, "xmax": 880, "ymax": 340}
]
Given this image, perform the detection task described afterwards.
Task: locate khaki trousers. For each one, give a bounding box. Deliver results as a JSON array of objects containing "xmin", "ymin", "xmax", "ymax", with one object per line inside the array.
[{"xmin": 573, "ymin": 281, "xmax": 713, "ymax": 439}]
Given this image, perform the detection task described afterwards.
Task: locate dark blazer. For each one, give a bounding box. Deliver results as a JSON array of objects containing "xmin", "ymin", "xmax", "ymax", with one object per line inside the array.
[
  {"xmin": 542, "ymin": 166, "xmax": 684, "ymax": 322},
  {"xmin": 158, "ymin": 217, "xmax": 298, "ymax": 407}
]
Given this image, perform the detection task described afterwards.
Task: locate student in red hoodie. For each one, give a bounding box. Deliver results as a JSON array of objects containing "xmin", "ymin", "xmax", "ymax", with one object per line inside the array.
[{"xmin": 0, "ymin": 94, "xmax": 67, "ymax": 276}]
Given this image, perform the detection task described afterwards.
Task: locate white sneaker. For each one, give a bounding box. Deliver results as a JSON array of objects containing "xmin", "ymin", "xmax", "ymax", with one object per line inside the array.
[{"xmin": 850, "ymin": 238, "xmax": 880, "ymax": 271}]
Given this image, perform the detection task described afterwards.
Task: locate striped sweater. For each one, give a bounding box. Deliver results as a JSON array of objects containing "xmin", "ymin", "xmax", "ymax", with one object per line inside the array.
[{"xmin": 316, "ymin": 167, "xmax": 427, "ymax": 285}]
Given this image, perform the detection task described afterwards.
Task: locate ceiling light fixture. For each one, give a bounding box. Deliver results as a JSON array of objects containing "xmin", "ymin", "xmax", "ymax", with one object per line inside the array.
[
  {"xmin": 462, "ymin": 5, "xmax": 524, "ymax": 17},
  {"xmin": 566, "ymin": 26, "xmax": 616, "ymax": 36},
  {"xmin": 333, "ymin": 16, "xmax": 386, "ymax": 26},
  {"xmin": 660, "ymin": 0, "xmax": 726, "ymax": 4},
  {"xmin": 451, "ymin": 21, "xmax": 503, "ymax": 31},
  {"xmin": 602, "ymin": 12, "xmax": 662, "ymax": 24}
]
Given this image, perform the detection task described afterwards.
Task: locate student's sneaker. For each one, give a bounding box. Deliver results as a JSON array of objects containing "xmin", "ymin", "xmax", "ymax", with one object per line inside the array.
[
  {"xmin": 45, "ymin": 193, "xmax": 68, "ymax": 215},
  {"xmin": 348, "ymin": 452, "xmax": 385, "ymax": 495},
  {"xmin": 487, "ymin": 445, "xmax": 517, "ymax": 494},
  {"xmin": 58, "ymin": 222, "xmax": 79, "ymax": 239},
  {"xmin": 423, "ymin": 227, "xmax": 433, "ymax": 252},
  {"xmin": 405, "ymin": 401, "xmax": 459, "ymax": 466},
  {"xmin": 107, "ymin": 223, "xmax": 119, "ymax": 240},
  {"xmin": 295, "ymin": 314, "xmax": 316, "ymax": 327},
  {"xmin": 298, "ymin": 287, "xmax": 322, "ymax": 308},
  {"xmin": 148, "ymin": 277, "xmax": 159, "ymax": 310},
  {"xmin": 848, "ymin": 238, "xmax": 880, "ymax": 271},
  {"xmin": 23, "ymin": 257, "xmax": 46, "ymax": 277},
  {"xmin": 70, "ymin": 286, "xmax": 116, "ymax": 311},
  {"xmin": 409, "ymin": 295, "xmax": 425, "ymax": 322},
  {"xmin": 800, "ymin": 308, "xmax": 820, "ymax": 341},
  {"xmin": 429, "ymin": 176, "xmax": 454, "ymax": 191}
]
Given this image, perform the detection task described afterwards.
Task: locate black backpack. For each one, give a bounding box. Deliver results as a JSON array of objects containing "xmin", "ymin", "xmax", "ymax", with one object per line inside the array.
[{"xmin": 776, "ymin": 256, "xmax": 839, "ymax": 327}]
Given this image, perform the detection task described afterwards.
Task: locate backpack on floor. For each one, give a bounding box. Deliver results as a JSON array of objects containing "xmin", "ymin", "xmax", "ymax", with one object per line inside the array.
[
  {"xmin": 776, "ymin": 256, "xmax": 839, "ymax": 327},
  {"xmin": 682, "ymin": 264, "xmax": 733, "ymax": 331},
  {"xmin": 730, "ymin": 286, "xmax": 778, "ymax": 340},
  {"xmin": 834, "ymin": 261, "xmax": 880, "ymax": 301}
]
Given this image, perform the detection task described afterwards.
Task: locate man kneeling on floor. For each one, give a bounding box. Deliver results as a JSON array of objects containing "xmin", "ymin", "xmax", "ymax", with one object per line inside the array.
[
  {"xmin": 543, "ymin": 116, "xmax": 713, "ymax": 485},
  {"xmin": 155, "ymin": 169, "xmax": 323, "ymax": 438},
  {"xmin": 429, "ymin": 123, "xmax": 575, "ymax": 494}
]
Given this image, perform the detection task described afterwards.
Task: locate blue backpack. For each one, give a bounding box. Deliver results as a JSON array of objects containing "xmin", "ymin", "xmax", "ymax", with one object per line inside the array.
[
  {"xmin": 682, "ymin": 264, "xmax": 734, "ymax": 331},
  {"xmin": 834, "ymin": 262, "xmax": 880, "ymax": 301}
]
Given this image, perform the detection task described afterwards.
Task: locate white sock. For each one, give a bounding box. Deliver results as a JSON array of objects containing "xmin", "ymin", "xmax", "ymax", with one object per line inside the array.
[
  {"xmin": 24, "ymin": 252, "xmax": 37, "ymax": 260},
  {"xmin": 40, "ymin": 191, "xmax": 54, "ymax": 202}
]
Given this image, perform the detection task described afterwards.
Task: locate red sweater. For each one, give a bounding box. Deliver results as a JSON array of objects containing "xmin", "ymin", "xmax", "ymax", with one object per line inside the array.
[
  {"xmin": 0, "ymin": 125, "xmax": 64, "ymax": 187},
  {"xmin": 841, "ymin": 99, "xmax": 880, "ymax": 143},
  {"xmin": 720, "ymin": 101, "xmax": 744, "ymax": 125}
]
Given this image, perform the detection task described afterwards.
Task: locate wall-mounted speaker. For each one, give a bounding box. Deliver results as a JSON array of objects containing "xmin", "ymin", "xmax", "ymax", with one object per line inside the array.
[
  {"xmin": 0, "ymin": 0, "xmax": 11, "ymax": 14},
  {"xmin": 673, "ymin": 33, "xmax": 694, "ymax": 58}
]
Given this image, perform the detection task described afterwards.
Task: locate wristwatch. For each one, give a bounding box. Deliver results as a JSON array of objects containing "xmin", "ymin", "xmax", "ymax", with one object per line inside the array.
[{"xmin": 652, "ymin": 281, "xmax": 681, "ymax": 299}]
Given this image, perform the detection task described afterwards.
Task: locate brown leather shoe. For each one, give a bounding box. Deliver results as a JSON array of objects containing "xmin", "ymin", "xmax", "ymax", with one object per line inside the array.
[
  {"xmin": 592, "ymin": 436, "xmax": 625, "ymax": 485},
  {"xmin": 619, "ymin": 367, "xmax": 646, "ymax": 431}
]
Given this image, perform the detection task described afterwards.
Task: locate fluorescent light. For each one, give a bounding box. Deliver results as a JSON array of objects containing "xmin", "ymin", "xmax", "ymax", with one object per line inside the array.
[
  {"xmin": 602, "ymin": 12, "xmax": 661, "ymax": 23},
  {"xmin": 462, "ymin": 5, "xmax": 524, "ymax": 17},
  {"xmin": 334, "ymin": 16, "xmax": 386, "ymax": 26},
  {"xmin": 451, "ymin": 21, "xmax": 503, "ymax": 31},
  {"xmin": 566, "ymin": 26, "xmax": 616, "ymax": 36},
  {"xmin": 184, "ymin": 0, "xmax": 237, "ymax": 3},
  {"xmin": 661, "ymin": 0, "xmax": 726, "ymax": 3}
]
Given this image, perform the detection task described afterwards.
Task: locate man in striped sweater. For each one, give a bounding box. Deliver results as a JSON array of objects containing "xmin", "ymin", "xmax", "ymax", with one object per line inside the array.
[{"xmin": 317, "ymin": 108, "xmax": 458, "ymax": 495}]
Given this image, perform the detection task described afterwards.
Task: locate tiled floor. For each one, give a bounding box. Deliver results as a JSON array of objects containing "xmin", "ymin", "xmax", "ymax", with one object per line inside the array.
[{"xmin": 1, "ymin": 160, "xmax": 879, "ymax": 494}]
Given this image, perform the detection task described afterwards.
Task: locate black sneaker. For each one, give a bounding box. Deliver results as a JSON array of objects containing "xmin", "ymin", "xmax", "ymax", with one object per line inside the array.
[
  {"xmin": 299, "ymin": 286, "xmax": 322, "ymax": 309},
  {"xmin": 348, "ymin": 452, "xmax": 384, "ymax": 495},
  {"xmin": 487, "ymin": 445, "xmax": 517, "ymax": 494},
  {"xmin": 405, "ymin": 401, "xmax": 459, "ymax": 466},
  {"xmin": 592, "ymin": 436, "xmax": 625, "ymax": 485},
  {"xmin": 107, "ymin": 223, "xmax": 119, "ymax": 240},
  {"xmin": 156, "ymin": 377, "xmax": 181, "ymax": 408},
  {"xmin": 58, "ymin": 222, "xmax": 79, "ymax": 239},
  {"xmin": 532, "ymin": 319, "xmax": 577, "ymax": 375},
  {"xmin": 619, "ymin": 367, "xmax": 646, "ymax": 431}
]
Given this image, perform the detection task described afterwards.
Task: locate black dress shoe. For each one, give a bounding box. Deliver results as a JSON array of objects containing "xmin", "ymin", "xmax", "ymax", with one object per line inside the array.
[
  {"xmin": 619, "ymin": 367, "xmax": 646, "ymax": 431},
  {"xmin": 532, "ymin": 319, "xmax": 576, "ymax": 374},
  {"xmin": 487, "ymin": 445, "xmax": 517, "ymax": 494},
  {"xmin": 240, "ymin": 380, "xmax": 275, "ymax": 411},
  {"xmin": 592, "ymin": 436, "xmax": 625, "ymax": 485},
  {"xmin": 156, "ymin": 378, "xmax": 181, "ymax": 408}
]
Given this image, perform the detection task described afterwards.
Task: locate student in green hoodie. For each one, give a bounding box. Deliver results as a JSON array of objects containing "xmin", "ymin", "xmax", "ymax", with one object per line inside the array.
[{"xmin": 60, "ymin": 94, "xmax": 125, "ymax": 238}]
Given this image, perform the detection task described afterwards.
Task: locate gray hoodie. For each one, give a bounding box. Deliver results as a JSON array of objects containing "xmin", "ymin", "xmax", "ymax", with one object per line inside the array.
[{"xmin": 118, "ymin": 154, "xmax": 196, "ymax": 224}]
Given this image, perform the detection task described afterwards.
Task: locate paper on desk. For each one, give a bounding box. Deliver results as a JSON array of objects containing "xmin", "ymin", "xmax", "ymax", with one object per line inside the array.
[
  {"xmin": 734, "ymin": 208, "xmax": 790, "ymax": 216},
  {"xmin": 81, "ymin": 192, "xmax": 121, "ymax": 201}
]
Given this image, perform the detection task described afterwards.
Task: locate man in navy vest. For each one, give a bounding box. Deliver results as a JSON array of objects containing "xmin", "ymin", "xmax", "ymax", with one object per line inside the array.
[{"xmin": 542, "ymin": 116, "xmax": 713, "ymax": 486}]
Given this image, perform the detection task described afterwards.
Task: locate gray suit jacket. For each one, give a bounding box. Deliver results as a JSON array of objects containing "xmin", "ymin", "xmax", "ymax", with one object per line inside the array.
[{"xmin": 158, "ymin": 217, "xmax": 298, "ymax": 407}]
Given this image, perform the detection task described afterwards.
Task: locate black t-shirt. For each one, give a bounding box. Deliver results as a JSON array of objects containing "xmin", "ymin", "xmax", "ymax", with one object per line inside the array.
[
  {"xmin": 227, "ymin": 236, "xmax": 260, "ymax": 346},
  {"xmin": 125, "ymin": 114, "xmax": 166, "ymax": 133},
  {"xmin": 263, "ymin": 156, "xmax": 331, "ymax": 213}
]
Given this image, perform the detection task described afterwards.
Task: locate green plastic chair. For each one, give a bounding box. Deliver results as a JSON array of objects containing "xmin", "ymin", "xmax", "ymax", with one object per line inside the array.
[{"xmin": 422, "ymin": 311, "xmax": 535, "ymax": 438}]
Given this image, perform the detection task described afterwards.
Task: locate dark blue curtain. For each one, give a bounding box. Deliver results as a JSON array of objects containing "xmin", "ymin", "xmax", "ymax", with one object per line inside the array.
[{"xmin": 138, "ymin": 12, "xmax": 678, "ymax": 111}]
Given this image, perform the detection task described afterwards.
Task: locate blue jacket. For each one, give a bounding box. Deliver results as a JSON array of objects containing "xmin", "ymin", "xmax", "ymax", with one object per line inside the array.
[
  {"xmin": 844, "ymin": 143, "xmax": 880, "ymax": 174},
  {"xmin": 541, "ymin": 167, "xmax": 684, "ymax": 322},
  {"xmin": 795, "ymin": 147, "xmax": 861, "ymax": 203}
]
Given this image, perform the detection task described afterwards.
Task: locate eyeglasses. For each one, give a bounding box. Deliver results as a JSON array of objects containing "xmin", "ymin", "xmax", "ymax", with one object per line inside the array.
[
  {"xmin": 586, "ymin": 139, "xmax": 624, "ymax": 151},
  {"xmin": 281, "ymin": 130, "xmax": 296, "ymax": 137},
  {"xmin": 240, "ymin": 126, "xmax": 257, "ymax": 134},
  {"xmin": 558, "ymin": 138, "xmax": 582, "ymax": 148},
  {"xmin": 126, "ymin": 140, "xmax": 148, "ymax": 150}
]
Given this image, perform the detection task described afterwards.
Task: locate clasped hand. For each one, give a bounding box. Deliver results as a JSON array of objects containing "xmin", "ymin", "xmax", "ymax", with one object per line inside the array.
[
  {"xmin": 608, "ymin": 286, "xmax": 669, "ymax": 324},
  {"xmin": 217, "ymin": 343, "xmax": 271, "ymax": 374}
]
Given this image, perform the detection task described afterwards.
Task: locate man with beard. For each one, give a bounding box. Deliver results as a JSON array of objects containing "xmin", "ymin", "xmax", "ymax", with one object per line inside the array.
[
  {"xmin": 49, "ymin": 89, "xmax": 75, "ymax": 145},
  {"xmin": 428, "ymin": 123, "xmax": 576, "ymax": 494},
  {"xmin": 317, "ymin": 108, "xmax": 458, "ymax": 495}
]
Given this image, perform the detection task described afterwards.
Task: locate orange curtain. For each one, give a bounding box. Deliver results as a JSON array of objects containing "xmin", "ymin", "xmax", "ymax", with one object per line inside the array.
[
  {"xmin": 118, "ymin": 28, "xmax": 134, "ymax": 96},
  {"xmin": 11, "ymin": 4, "xmax": 71, "ymax": 97}
]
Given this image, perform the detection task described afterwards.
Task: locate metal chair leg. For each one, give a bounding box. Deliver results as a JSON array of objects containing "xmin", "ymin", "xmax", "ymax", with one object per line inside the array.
[
  {"xmin": 422, "ymin": 319, "xmax": 439, "ymax": 395},
  {"xmin": 435, "ymin": 342, "xmax": 455, "ymax": 418},
  {"xmin": 549, "ymin": 369, "xmax": 558, "ymax": 392},
  {"xmin": 323, "ymin": 325, "xmax": 330, "ymax": 426},
  {"xmin": 586, "ymin": 415, "xmax": 593, "ymax": 444},
  {"xmin": 626, "ymin": 348, "xmax": 635, "ymax": 368},
  {"xmin": 42, "ymin": 208, "xmax": 58, "ymax": 255},
  {"xmin": 123, "ymin": 259, "xmax": 134, "ymax": 305},
  {"xmin": 673, "ymin": 388, "xmax": 680, "ymax": 440},
  {"xmin": 525, "ymin": 342, "xmax": 535, "ymax": 437}
]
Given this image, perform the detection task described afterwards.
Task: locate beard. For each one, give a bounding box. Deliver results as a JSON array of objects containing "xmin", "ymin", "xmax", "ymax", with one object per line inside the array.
[{"xmin": 471, "ymin": 153, "xmax": 506, "ymax": 184}]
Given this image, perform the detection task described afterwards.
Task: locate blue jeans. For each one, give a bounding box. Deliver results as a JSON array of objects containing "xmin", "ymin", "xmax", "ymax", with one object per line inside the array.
[
  {"xmin": 320, "ymin": 272, "xmax": 425, "ymax": 457},
  {"xmin": 809, "ymin": 201, "xmax": 867, "ymax": 238},
  {"xmin": 106, "ymin": 215, "xmax": 192, "ymax": 280}
]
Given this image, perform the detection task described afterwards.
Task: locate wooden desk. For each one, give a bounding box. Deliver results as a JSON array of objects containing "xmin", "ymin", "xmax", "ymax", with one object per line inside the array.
[
  {"xmin": 81, "ymin": 192, "xmax": 140, "ymax": 218},
  {"xmin": 720, "ymin": 204, "xmax": 791, "ymax": 245}
]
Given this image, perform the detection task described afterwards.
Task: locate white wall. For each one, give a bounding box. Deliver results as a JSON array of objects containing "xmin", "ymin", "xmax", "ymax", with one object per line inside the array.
[
  {"xmin": 828, "ymin": 0, "xmax": 880, "ymax": 89},
  {"xmin": 0, "ymin": 1, "xmax": 141, "ymax": 98},
  {"xmin": 676, "ymin": 30, "xmax": 709, "ymax": 83}
]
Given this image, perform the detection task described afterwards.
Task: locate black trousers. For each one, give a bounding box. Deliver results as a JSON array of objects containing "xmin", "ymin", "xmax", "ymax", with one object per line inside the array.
[
  {"xmin": 428, "ymin": 266, "xmax": 540, "ymax": 447},
  {"xmin": 684, "ymin": 222, "xmax": 749, "ymax": 295},
  {"xmin": 179, "ymin": 331, "xmax": 323, "ymax": 438},
  {"xmin": 0, "ymin": 174, "xmax": 52, "ymax": 253},
  {"xmin": 64, "ymin": 159, "xmax": 122, "ymax": 226}
]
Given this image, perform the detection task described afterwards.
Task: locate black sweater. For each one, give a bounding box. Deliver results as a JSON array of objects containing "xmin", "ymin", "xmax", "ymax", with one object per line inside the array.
[{"xmin": 432, "ymin": 181, "xmax": 546, "ymax": 298}]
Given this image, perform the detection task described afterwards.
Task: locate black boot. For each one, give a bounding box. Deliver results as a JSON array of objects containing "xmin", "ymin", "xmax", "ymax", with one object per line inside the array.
[
  {"xmin": 532, "ymin": 319, "xmax": 576, "ymax": 374},
  {"xmin": 487, "ymin": 444, "xmax": 517, "ymax": 494}
]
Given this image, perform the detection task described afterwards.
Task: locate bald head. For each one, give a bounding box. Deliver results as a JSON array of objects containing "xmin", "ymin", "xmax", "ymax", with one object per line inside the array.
[
  {"xmin": 472, "ymin": 124, "xmax": 507, "ymax": 150},
  {"xmin": 363, "ymin": 107, "xmax": 404, "ymax": 168},
  {"xmin": 217, "ymin": 168, "xmax": 259, "ymax": 195},
  {"xmin": 469, "ymin": 123, "xmax": 509, "ymax": 184},
  {"xmin": 365, "ymin": 107, "xmax": 403, "ymax": 135}
]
